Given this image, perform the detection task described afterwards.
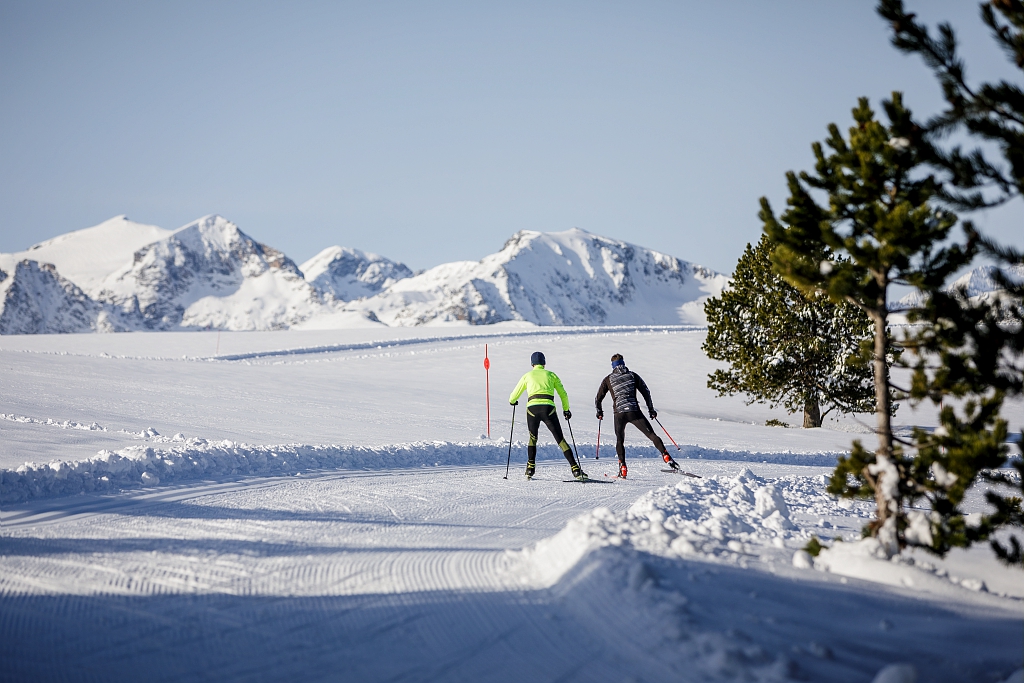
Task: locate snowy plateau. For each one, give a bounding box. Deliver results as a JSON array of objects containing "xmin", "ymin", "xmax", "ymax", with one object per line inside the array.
[
  {"xmin": 1, "ymin": 325, "xmax": 1022, "ymax": 682},
  {"xmin": 0, "ymin": 215, "xmax": 729, "ymax": 334}
]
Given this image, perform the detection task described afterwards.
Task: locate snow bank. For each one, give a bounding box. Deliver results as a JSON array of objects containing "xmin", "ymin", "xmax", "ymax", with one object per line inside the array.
[
  {"xmin": 0, "ymin": 439, "xmax": 512, "ymax": 504},
  {"xmin": 510, "ymin": 470, "xmax": 872, "ymax": 681},
  {"xmin": 516, "ymin": 467, "xmax": 1006, "ymax": 602},
  {"xmin": 615, "ymin": 443, "xmax": 842, "ymax": 467},
  {"xmin": 812, "ymin": 534, "xmax": 1008, "ymax": 598},
  {"xmin": 0, "ymin": 412, "xmax": 106, "ymax": 431},
  {"xmin": 518, "ymin": 468, "xmax": 845, "ymax": 585},
  {"xmin": 0, "ymin": 439, "xmax": 843, "ymax": 504}
]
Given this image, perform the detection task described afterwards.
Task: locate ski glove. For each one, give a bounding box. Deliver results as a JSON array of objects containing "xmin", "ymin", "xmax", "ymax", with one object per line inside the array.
[
  {"xmin": 563, "ymin": 410, "xmax": 572, "ymax": 420},
  {"xmin": 511, "ymin": 401, "xmax": 518, "ymax": 406},
  {"xmin": 596, "ymin": 410, "xmax": 604, "ymax": 420},
  {"xmin": 649, "ymin": 409, "xmax": 658, "ymax": 419}
]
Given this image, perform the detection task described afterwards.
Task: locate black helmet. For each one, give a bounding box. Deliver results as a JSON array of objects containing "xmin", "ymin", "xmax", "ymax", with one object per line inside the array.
[{"xmin": 531, "ymin": 351, "xmax": 546, "ymax": 366}]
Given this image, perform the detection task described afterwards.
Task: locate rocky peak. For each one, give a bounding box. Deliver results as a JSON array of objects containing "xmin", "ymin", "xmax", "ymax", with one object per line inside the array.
[
  {"xmin": 300, "ymin": 246, "xmax": 413, "ymax": 301},
  {"xmin": 0, "ymin": 259, "xmax": 119, "ymax": 334}
]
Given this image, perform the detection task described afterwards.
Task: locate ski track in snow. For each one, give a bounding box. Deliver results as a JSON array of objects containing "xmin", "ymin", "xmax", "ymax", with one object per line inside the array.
[
  {"xmin": 2, "ymin": 328, "xmax": 1023, "ymax": 682},
  {"xmin": 209, "ymin": 325, "xmax": 701, "ymax": 363},
  {"xmin": 0, "ymin": 429, "xmax": 845, "ymax": 504},
  {"xmin": 2, "ymin": 460, "xmax": 1020, "ymax": 683}
]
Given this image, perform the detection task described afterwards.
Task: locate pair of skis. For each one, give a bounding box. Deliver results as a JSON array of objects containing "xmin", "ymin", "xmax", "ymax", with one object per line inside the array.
[
  {"xmin": 504, "ymin": 403, "xmax": 701, "ymax": 481},
  {"xmin": 571, "ymin": 468, "xmax": 700, "ymax": 482},
  {"xmin": 593, "ymin": 412, "xmax": 702, "ymax": 479}
]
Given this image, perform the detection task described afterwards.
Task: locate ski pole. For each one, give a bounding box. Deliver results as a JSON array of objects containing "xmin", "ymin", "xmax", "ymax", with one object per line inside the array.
[
  {"xmin": 654, "ymin": 416, "xmax": 681, "ymax": 451},
  {"xmin": 595, "ymin": 418, "xmax": 601, "ymax": 460},
  {"xmin": 503, "ymin": 403, "xmax": 517, "ymax": 479},
  {"xmin": 566, "ymin": 415, "xmax": 581, "ymax": 464}
]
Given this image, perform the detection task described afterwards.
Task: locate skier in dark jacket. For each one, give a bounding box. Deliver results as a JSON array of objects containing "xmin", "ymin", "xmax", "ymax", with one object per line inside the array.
[{"xmin": 595, "ymin": 353, "xmax": 680, "ymax": 478}]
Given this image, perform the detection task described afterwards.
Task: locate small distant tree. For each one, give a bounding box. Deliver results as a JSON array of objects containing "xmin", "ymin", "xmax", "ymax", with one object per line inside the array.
[
  {"xmin": 703, "ymin": 234, "xmax": 879, "ymax": 428},
  {"xmin": 764, "ymin": 94, "xmax": 977, "ymax": 556}
]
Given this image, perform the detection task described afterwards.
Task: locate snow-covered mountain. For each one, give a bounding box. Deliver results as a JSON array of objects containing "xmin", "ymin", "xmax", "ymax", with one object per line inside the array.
[
  {"xmin": 1, "ymin": 218, "xmax": 729, "ymax": 333},
  {"xmin": 0, "ymin": 260, "xmax": 123, "ymax": 334},
  {"xmin": 342, "ymin": 228, "xmax": 729, "ymax": 326},
  {"xmin": 300, "ymin": 246, "xmax": 413, "ymax": 301},
  {"xmin": 96, "ymin": 215, "xmax": 326, "ymax": 331},
  {"xmin": 894, "ymin": 263, "xmax": 1024, "ymax": 310},
  {"xmin": 0, "ymin": 215, "xmax": 172, "ymax": 296}
]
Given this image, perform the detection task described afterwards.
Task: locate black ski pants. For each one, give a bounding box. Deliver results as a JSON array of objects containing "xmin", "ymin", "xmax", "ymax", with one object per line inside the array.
[
  {"xmin": 526, "ymin": 405, "xmax": 576, "ymax": 465},
  {"xmin": 613, "ymin": 410, "xmax": 666, "ymax": 462}
]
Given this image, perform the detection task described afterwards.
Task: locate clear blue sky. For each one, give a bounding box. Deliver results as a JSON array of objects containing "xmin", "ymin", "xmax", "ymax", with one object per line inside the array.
[{"xmin": 1, "ymin": 1, "xmax": 1020, "ymax": 273}]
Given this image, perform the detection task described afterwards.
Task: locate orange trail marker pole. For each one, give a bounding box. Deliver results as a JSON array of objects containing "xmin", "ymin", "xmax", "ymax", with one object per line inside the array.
[{"xmin": 484, "ymin": 344, "xmax": 491, "ymax": 438}]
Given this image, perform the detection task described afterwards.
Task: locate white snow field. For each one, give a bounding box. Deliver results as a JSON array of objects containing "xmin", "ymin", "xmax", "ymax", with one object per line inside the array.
[{"xmin": 1, "ymin": 327, "xmax": 1023, "ymax": 682}]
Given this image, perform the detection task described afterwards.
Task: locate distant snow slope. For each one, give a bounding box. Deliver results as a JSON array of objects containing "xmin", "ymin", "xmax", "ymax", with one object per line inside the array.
[
  {"xmin": 343, "ymin": 228, "xmax": 729, "ymax": 326},
  {"xmin": 0, "ymin": 215, "xmax": 171, "ymax": 295},
  {"xmin": 96, "ymin": 215, "xmax": 326, "ymax": 331},
  {"xmin": 300, "ymin": 246, "xmax": 413, "ymax": 301},
  {"xmin": 894, "ymin": 263, "xmax": 1024, "ymax": 310}
]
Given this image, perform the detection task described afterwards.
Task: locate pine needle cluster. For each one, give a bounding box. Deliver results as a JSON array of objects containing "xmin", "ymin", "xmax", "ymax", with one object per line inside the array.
[{"xmin": 878, "ymin": 0, "xmax": 1024, "ymax": 565}]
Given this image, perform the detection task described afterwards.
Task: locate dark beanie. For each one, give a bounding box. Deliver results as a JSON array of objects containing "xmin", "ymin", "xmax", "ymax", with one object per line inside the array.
[{"xmin": 531, "ymin": 351, "xmax": 546, "ymax": 366}]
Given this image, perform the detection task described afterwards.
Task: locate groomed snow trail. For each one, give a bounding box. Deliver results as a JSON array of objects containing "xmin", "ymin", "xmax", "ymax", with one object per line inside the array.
[
  {"xmin": 3, "ymin": 327, "xmax": 1022, "ymax": 682},
  {"xmin": 2, "ymin": 327, "xmax": 957, "ymax": 469},
  {"xmin": 2, "ymin": 459, "xmax": 1020, "ymax": 683}
]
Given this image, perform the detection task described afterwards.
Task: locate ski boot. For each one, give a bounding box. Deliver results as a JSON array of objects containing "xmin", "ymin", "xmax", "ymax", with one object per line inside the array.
[
  {"xmin": 525, "ymin": 461, "xmax": 536, "ymax": 480},
  {"xmin": 663, "ymin": 452, "xmax": 680, "ymax": 471},
  {"xmin": 571, "ymin": 463, "xmax": 589, "ymax": 481},
  {"xmin": 618, "ymin": 462, "xmax": 628, "ymax": 479}
]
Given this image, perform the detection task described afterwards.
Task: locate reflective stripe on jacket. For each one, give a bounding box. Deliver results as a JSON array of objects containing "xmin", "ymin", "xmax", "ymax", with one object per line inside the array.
[{"xmin": 509, "ymin": 366, "xmax": 570, "ymax": 409}]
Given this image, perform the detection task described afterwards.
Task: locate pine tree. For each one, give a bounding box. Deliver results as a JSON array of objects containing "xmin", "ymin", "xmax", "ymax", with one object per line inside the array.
[
  {"xmin": 763, "ymin": 94, "xmax": 977, "ymax": 556},
  {"xmin": 879, "ymin": 0, "xmax": 1024, "ymax": 567},
  {"xmin": 702, "ymin": 234, "xmax": 878, "ymax": 428}
]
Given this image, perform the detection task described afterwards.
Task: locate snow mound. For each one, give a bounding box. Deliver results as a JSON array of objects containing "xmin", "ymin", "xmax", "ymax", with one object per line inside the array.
[
  {"xmin": 0, "ymin": 260, "xmax": 123, "ymax": 334},
  {"xmin": 517, "ymin": 467, "xmax": 1002, "ymax": 603},
  {"xmin": 0, "ymin": 215, "xmax": 171, "ymax": 295},
  {"xmin": 811, "ymin": 535, "xmax": 1000, "ymax": 597},
  {"xmin": 871, "ymin": 663, "xmax": 917, "ymax": 683},
  {"xmin": 96, "ymin": 215, "xmax": 327, "ymax": 330},
  {"xmin": 300, "ymin": 246, "xmax": 412, "ymax": 301},
  {"xmin": 343, "ymin": 228, "xmax": 729, "ymax": 326},
  {"xmin": 520, "ymin": 469, "xmax": 825, "ymax": 586}
]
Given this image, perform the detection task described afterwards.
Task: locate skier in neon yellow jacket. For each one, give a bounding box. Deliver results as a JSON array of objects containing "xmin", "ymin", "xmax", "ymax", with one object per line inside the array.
[{"xmin": 509, "ymin": 351, "xmax": 587, "ymax": 481}]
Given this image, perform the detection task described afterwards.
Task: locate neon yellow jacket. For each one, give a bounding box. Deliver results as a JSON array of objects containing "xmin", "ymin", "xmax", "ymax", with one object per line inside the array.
[{"xmin": 509, "ymin": 366, "xmax": 570, "ymax": 409}]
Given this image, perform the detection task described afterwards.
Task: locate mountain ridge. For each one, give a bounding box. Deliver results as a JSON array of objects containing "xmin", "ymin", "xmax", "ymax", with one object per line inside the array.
[
  {"xmin": 0, "ymin": 216, "xmax": 733, "ymax": 334},
  {"xmin": 343, "ymin": 228, "xmax": 729, "ymax": 327}
]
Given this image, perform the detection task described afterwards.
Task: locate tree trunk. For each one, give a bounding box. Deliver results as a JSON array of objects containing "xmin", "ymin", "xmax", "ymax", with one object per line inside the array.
[
  {"xmin": 866, "ymin": 297, "xmax": 899, "ymax": 556},
  {"xmin": 802, "ymin": 398, "xmax": 822, "ymax": 428}
]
